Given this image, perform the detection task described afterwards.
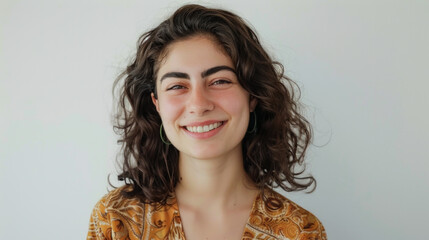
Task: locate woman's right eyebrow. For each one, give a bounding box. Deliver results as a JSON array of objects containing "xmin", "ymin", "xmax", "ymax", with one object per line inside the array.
[
  {"xmin": 160, "ymin": 65, "xmax": 235, "ymax": 82},
  {"xmin": 160, "ymin": 72, "xmax": 190, "ymax": 81}
]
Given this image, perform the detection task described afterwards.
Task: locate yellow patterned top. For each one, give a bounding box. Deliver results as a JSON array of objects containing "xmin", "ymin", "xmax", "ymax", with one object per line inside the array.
[{"xmin": 87, "ymin": 186, "xmax": 327, "ymax": 240}]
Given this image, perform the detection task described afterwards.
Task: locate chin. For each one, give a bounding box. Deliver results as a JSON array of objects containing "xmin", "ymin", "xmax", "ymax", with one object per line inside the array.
[
  {"xmin": 182, "ymin": 150, "xmax": 222, "ymax": 160},
  {"xmin": 177, "ymin": 141, "xmax": 242, "ymax": 161}
]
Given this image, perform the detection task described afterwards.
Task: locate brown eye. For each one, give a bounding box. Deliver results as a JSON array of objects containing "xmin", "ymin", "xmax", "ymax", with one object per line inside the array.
[
  {"xmin": 211, "ymin": 79, "xmax": 232, "ymax": 85},
  {"xmin": 167, "ymin": 85, "xmax": 186, "ymax": 90}
]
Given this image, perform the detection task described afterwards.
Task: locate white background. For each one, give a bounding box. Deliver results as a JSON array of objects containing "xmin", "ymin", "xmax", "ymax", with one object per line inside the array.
[{"xmin": 1, "ymin": 0, "xmax": 428, "ymax": 239}]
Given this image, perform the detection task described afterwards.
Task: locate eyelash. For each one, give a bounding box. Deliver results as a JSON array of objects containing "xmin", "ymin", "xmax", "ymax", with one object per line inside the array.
[
  {"xmin": 211, "ymin": 79, "xmax": 232, "ymax": 85},
  {"xmin": 166, "ymin": 79, "xmax": 232, "ymax": 91},
  {"xmin": 166, "ymin": 85, "xmax": 185, "ymax": 91}
]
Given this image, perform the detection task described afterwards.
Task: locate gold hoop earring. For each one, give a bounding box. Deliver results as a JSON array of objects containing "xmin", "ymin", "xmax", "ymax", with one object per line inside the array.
[
  {"xmin": 247, "ymin": 111, "xmax": 257, "ymax": 134},
  {"xmin": 160, "ymin": 123, "xmax": 171, "ymax": 145}
]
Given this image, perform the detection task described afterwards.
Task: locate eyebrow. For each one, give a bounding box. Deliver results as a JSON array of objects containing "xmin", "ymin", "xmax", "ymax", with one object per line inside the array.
[{"xmin": 160, "ymin": 65, "xmax": 236, "ymax": 82}]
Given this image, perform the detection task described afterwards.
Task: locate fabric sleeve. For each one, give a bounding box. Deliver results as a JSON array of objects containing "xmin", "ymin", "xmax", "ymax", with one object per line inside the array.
[
  {"xmin": 295, "ymin": 209, "xmax": 327, "ymax": 240},
  {"xmin": 314, "ymin": 216, "xmax": 328, "ymax": 240},
  {"xmin": 87, "ymin": 196, "xmax": 111, "ymax": 240}
]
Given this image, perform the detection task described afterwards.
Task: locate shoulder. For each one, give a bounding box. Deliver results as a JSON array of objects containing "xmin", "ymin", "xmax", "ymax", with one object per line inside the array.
[
  {"xmin": 87, "ymin": 185, "xmax": 145, "ymax": 240},
  {"xmin": 244, "ymin": 188, "xmax": 327, "ymax": 240},
  {"xmin": 94, "ymin": 185, "xmax": 144, "ymax": 211}
]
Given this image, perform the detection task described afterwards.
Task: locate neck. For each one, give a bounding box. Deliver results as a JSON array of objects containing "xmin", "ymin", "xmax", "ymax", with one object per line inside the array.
[{"xmin": 175, "ymin": 150, "xmax": 257, "ymax": 209}]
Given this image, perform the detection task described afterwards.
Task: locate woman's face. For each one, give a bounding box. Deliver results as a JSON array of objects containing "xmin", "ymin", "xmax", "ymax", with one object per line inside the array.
[{"xmin": 152, "ymin": 35, "xmax": 256, "ymax": 160}]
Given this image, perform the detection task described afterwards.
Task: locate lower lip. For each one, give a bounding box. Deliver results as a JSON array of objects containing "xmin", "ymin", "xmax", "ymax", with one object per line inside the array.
[{"xmin": 182, "ymin": 122, "xmax": 226, "ymax": 139}]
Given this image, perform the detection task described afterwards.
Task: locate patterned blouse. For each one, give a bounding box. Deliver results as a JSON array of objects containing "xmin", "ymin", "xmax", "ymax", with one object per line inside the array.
[{"xmin": 87, "ymin": 186, "xmax": 327, "ymax": 240}]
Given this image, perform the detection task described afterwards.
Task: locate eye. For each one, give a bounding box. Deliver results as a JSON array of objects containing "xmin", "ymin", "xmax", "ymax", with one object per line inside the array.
[
  {"xmin": 210, "ymin": 79, "xmax": 232, "ymax": 86},
  {"xmin": 166, "ymin": 85, "xmax": 186, "ymax": 91}
]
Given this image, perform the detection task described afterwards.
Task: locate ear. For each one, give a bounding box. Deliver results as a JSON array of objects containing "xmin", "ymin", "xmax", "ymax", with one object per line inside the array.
[
  {"xmin": 151, "ymin": 92, "xmax": 160, "ymax": 112},
  {"xmin": 249, "ymin": 97, "xmax": 257, "ymax": 112}
]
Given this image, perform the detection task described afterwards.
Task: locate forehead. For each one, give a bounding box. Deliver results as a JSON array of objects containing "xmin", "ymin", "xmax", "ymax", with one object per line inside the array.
[{"xmin": 156, "ymin": 35, "xmax": 233, "ymax": 76}]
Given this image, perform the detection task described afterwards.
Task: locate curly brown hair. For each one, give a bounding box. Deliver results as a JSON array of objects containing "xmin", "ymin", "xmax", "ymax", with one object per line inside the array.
[{"xmin": 113, "ymin": 4, "xmax": 315, "ymax": 204}]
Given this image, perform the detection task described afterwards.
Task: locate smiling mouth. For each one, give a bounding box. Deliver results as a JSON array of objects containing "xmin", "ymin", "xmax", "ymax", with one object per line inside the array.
[{"xmin": 185, "ymin": 121, "xmax": 224, "ymax": 133}]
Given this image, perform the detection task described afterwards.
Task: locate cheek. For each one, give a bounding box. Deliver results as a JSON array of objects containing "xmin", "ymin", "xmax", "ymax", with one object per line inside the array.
[
  {"xmin": 217, "ymin": 90, "xmax": 250, "ymax": 120},
  {"xmin": 158, "ymin": 97, "xmax": 183, "ymax": 122}
]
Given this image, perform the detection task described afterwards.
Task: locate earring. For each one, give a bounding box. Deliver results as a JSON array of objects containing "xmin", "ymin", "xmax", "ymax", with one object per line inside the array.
[
  {"xmin": 160, "ymin": 123, "xmax": 171, "ymax": 145},
  {"xmin": 247, "ymin": 111, "xmax": 257, "ymax": 134}
]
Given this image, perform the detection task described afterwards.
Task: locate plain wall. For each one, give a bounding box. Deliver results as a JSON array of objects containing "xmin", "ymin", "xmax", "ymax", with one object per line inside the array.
[{"xmin": 1, "ymin": 0, "xmax": 428, "ymax": 239}]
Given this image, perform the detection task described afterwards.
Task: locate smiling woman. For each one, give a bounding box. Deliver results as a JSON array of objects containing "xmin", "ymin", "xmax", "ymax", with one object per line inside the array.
[
  {"xmin": 87, "ymin": 4, "xmax": 327, "ymax": 240},
  {"xmin": 152, "ymin": 35, "xmax": 254, "ymax": 161}
]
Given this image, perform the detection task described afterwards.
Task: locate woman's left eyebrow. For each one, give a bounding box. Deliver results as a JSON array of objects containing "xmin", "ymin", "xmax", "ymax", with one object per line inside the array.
[
  {"xmin": 201, "ymin": 65, "xmax": 236, "ymax": 78},
  {"xmin": 160, "ymin": 65, "xmax": 236, "ymax": 82}
]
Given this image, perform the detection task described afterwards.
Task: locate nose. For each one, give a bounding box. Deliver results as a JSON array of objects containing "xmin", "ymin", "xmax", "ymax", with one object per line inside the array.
[{"xmin": 187, "ymin": 84, "xmax": 214, "ymax": 115}]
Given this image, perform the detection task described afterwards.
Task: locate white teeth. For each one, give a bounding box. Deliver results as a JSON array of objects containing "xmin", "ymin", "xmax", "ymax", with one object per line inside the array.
[{"xmin": 186, "ymin": 122, "xmax": 222, "ymax": 133}]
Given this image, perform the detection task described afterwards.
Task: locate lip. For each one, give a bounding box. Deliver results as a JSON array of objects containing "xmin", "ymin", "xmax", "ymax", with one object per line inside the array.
[
  {"xmin": 182, "ymin": 120, "xmax": 226, "ymax": 139},
  {"xmin": 183, "ymin": 120, "xmax": 224, "ymax": 127}
]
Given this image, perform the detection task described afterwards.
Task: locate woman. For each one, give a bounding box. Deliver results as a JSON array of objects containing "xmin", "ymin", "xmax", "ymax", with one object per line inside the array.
[{"xmin": 88, "ymin": 4, "xmax": 327, "ymax": 240}]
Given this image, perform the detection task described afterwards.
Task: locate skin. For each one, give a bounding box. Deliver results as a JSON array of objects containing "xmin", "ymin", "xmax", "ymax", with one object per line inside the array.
[{"xmin": 152, "ymin": 35, "xmax": 258, "ymax": 240}]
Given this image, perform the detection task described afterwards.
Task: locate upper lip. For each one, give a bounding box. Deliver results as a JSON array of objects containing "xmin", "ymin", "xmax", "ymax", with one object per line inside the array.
[{"xmin": 182, "ymin": 120, "xmax": 225, "ymax": 127}]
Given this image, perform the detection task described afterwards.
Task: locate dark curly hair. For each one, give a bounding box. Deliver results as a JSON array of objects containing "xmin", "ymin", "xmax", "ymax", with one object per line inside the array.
[{"xmin": 113, "ymin": 4, "xmax": 315, "ymax": 205}]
